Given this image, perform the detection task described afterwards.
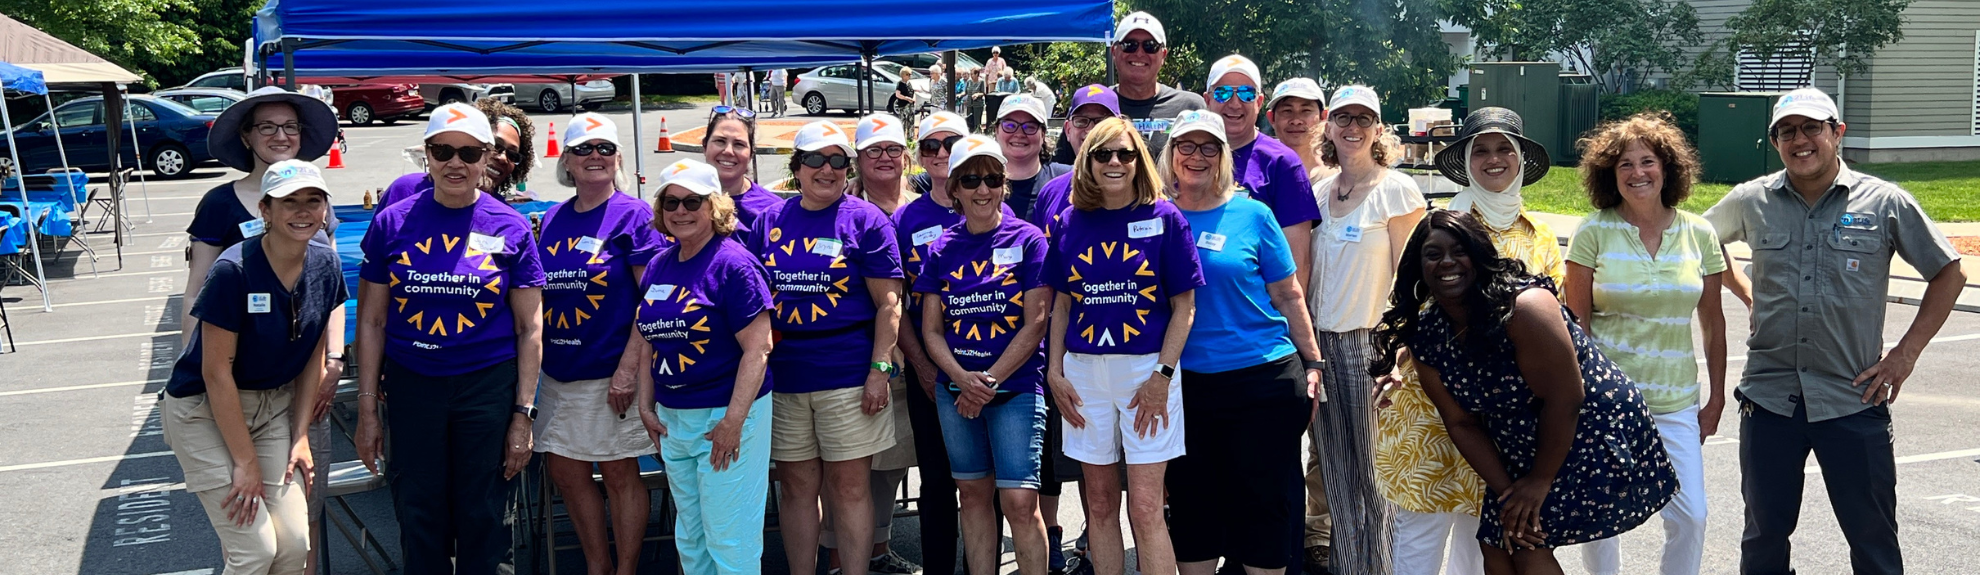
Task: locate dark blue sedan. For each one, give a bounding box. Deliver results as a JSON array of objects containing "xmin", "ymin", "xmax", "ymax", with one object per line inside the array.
[{"xmin": 1, "ymin": 95, "xmax": 218, "ymax": 178}]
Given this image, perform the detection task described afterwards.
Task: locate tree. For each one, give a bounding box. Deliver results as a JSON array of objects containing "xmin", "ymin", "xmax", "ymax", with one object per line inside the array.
[
  {"xmin": 1450, "ymin": 0, "xmax": 1705, "ymax": 94},
  {"xmin": 1721, "ymin": 0, "xmax": 1911, "ymax": 77},
  {"xmin": 0, "ymin": 0, "xmax": 211, "ymax": 87}
]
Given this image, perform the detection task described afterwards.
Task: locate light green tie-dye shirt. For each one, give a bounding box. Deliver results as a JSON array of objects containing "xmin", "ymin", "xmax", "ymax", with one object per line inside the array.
[{"xmin": 1567, "ymin": 208, "xmax": 1727, "ymax": 414}]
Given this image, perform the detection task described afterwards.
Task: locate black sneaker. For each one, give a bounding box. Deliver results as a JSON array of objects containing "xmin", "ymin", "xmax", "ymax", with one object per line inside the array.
[
  {"xmin": 869, "ymin": 550, "xmax": 923, "ymax": 575},
  {"xmin": 1302, "ymin": 545, "xmax": 1333, "ymax": 575}
]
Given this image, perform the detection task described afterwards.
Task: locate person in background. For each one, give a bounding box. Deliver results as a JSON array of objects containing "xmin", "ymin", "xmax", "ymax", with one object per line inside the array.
[
  {"xmin": 964, "ymin": 69, "xmax": 989, "ymax": 132},
  {"xmin": 1267, "ymin": 78, "xmax": 1337, "ymax": 185},
  {"xmin": 1053, "ymin": 11, "xmax": 1204, "ymax": 163},
  {"xmin": 1045, "ymin": 117, "xmax": 1200, "ymax": 575},
  {"xmin": 535, "ymin": 113, "xmax": 666, "ymax": 575},
  {"xmin": 993, "ymin": 95, "xmax": 1072, "ymax": 223},
  {"xmin": 770, "ymin": 68, "xmax": 790, "ymax": 117},
  {"xmin": 354, "ymin": 103, "xmax": 546, "ymax": 574},
  {"xmin": 1028, "ymin": 77, "xmax": 1059, "ymax": 124},
  {"xmin": 749, "ymin": 121, "xmax": 905, "ymax": 575},
  {"xmin": 854, "ymin": 113, "xmax": 918, "ymax": 215},
  {"xmin": 997, "ymin": 68, "xmax": 1023, "ymax": 94},
  {"xmin": 928, "ymin": 66, "xmax": 947, "ymax": 111},
  {"xmin": 701, "ymin": 105, "xmax": 783, "ymax": 247},
  {"xmin": 477, "ymin": 98, "xmax": 538, "ymax": 202},
  {"xmin": 984, "ymin": 46, "xmax": 1009, "ymax": 92},
  {"xmin": 1703, "ymin": 87, "xmax": 1964, "ymax": 575},
  {"xmin": 894, "ymin": 70, "xmax": 920, "ymax": 120},
  {"xmin": 1160, "ymin": 110, "xmax": 1330, "ymax": 575},
  {"xmin": 164, "ymin": 160, "xmax": 343, "ymax": 575},
  {"xmin": 1202, "ymin": 55, "xmax": 1320, "ymax": 292}
]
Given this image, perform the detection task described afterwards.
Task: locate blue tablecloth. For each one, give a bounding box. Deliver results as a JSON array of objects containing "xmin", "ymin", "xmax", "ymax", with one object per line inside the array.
[
  {"xmin": 0, "ymin": 213, "xmax": 23, "ymax": 255},
  {"xmin": 0, "ymin": 200, "xmax": 70, "ymax": 237}
]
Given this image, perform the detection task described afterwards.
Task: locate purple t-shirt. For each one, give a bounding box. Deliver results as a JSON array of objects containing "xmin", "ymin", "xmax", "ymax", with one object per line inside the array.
[
  {"xmin": 636, "ymin": 239, "xmax": 774, "ymax": 409},
  {"xmin": 912, "ymin": 216, "xmax": 1050, "ymax": 395},
  {"xmin": 1046, "ymin": 199, "xmax": 1204, "ymax": 356},
  {"xmin": 1028, "ymin": 172, "xmax": 1074, "ymax": 234},
  {"xmin": 1232, "ymin": 135, "xmax": 1321, "ymax": 229},
  {"xmin": 748, "ymin": 194, "xmax": 904, "ymax": 393},
  {"xmin": 730, "ymin": 182, "xmax": 785, "ymax": 248},
  {"xmin": 894, "ymin": 194, "xmax": 1014, "ymax": 339},
  {"xmin": 360, "ymin": 192, "xmax": 546, "ymax": 376},
  {"xmin": 537, "ymin": 192, "xmax": 668, "ymax": 381},
  {"xmin": 376, "ymin": 173, "xmax": 434, "ymax": 215}
]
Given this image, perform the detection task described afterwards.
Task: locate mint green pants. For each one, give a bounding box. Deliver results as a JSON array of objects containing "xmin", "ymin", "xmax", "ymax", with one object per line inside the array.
[{"xmin": 658, "ymin": 398, "xmax": 773, "ymax": 575}]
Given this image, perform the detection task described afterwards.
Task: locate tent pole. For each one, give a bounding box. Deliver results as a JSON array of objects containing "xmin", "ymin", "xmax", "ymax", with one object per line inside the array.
[
  {"xmin": 631, "ymin": 74, "xmax": 645, "ymax": 199},
  {"xmin": 282, "ymin": 38, "xmax": 297, "ymax": 90},
  {"xmin": 42, "ymin": 93, "xmax": 75, "ymax": 201},
  {"xmin": 1, "ymin": 80, "xmax": 54, "ymax": 311}
]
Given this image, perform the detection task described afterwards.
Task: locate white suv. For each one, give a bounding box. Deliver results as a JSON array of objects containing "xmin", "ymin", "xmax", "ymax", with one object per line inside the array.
[{"xmin": 415, "ymin": 84, "xmax": 513, "ymax": 109}]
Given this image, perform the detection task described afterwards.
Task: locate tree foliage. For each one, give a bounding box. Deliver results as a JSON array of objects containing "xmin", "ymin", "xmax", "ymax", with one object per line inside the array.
[
  {"xmin": 1449, "ymin": 0, "xmax": 1704, "ymax": 94},
  {"xmin": 1720, "ymin": 0, "xmax": 1910, "ymax": 77},
  {"xmin": 1, "ymin": 0, "xmax": 263, "ymax": 88}
]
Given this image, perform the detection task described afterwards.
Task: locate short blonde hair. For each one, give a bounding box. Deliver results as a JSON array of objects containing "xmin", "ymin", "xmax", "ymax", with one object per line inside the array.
[
  {"xmin": 652, "ymin": 189, "xmax": 738, "ymax": 238},
  {"xmin": 1157, "ymin": 132, "xmax": 1237, "ymax": 200},
  {"xmin": 1071, "ymin": 118, "xmax": 1163, "ymax": 211},
  {"xmin": 555, "ymin": 152, "xmax": 632, "ymax": 190},
  {"xmin": 1320, "ymin": 123, "xmax": 1403, "ymax": 168}
]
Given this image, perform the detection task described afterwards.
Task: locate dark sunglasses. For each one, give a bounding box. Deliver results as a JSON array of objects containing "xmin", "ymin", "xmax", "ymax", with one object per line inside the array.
[
  {"xmin": 1115, "ymin": 40, "xmax": 1163, "ymax": 54},
  {"xmin": 1329, "ymin": 112, "xmax": 1377, "ymax": 129},
  {"xmin": 568, "ymin": 142, "xmax": 618, "ymax": 157},
  {"xmin": 861, "ymin": 145, "xmax": 906, "ymax": 159},
  {"xmin": 799, "ymin": 152, "xmax": 852, "ymax": 170},
  {"xmin": 1173, "ymin": 141, "xmax": 1223, "ymax": 158},
  {"xmin": 957, "ymin": 173, "xmax": 1007, "ymax": 189},
  {"xmin": 1087, "ymin": 148, "xmax": 1138, "ymax": 164},
  {"xmin": 710, "ymin": 105, "xmax": 757, "ymax": 119},
  {"xmin": 998, "ymin": 120, "xmax": 1043, "ymax": 136},
  {"xmin": 493, "ymin": 143, "xmax": 523, "ymax": 161},
  {"xmin": 660, "ymin": 195, "xmax": 707, "ymax": 212},
  {"xmin": 427, "ymin": 143, "xmax": 490, "ymax": 163},
  {"xmin": 1211, "ymin": 85, "xmax": 1258, "ymax": 104},
  {"xmin": 288, "ymin": 292, "xmax": 303, "ymax": 342},
  {"xmin": 918, "ymin": 135, "xmax": 964, "ymax": 156}
]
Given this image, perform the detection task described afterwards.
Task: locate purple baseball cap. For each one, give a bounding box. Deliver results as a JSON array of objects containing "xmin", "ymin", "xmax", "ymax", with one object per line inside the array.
[{"xmin": 1067, "ymin": 84, "xmax": 1122, "ymax": 116}]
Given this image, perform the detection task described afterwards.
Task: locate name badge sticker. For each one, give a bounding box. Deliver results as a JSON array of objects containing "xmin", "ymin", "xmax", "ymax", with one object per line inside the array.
[
  {"xmin": 1196, "ymin": 232, "xmax": 1227, "ymax": 251},
  {"xmin": 1338, "ymin": 224, "xmax": 1363, "ymax": 243},
  {"xmin": 913, "ymin": 226, "xmax": 944, "ymax": 246},
  {"xmin": 644, "ymin": 283, "xmax": 675, "ymax": 302},
  {"xmin": 576, "ymin": 236, "xmax": 603, "ymax": 253},
  {"xmin": 248, "ymin": 293, "xmax": 272, "ymax": 314},
  {"xmin": 469, "ymin": 232, "xmax": 506, "ymax": 253},
  {"xmin": 238, "ymin": 219, "xmax": 266, "ymax": 239},
  {"xmin": 812, "ymin": 238, "xmax": 845, "ymax": 258},
  {"xmin": 1839, "ymin": 212, "xmax": 1878, "ymax": 230},
  {"xmin": 1128, "ymin": 217, "xmax": 1163, "ymax": 239},
  {"xmin": 993, "ymin": 246, "xmax": 1024, "ymax": 265}
]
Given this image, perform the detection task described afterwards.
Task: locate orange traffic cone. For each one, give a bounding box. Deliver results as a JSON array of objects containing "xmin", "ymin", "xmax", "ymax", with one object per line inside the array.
[
  {"xmin": 654, "ymin": 116, "xmax": 674, "ymax": 153},
  {"xmin": 326, "ymin": 144, "xmax": 346, "ymax": 169},
  {"xmin": 545, "ymin": 122, "xmax": 561, "ymax": 158}
]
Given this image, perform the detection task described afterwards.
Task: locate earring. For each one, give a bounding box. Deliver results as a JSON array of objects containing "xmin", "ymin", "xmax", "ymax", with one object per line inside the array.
[{"xmin": 1413, "ymin": 280, "xmax": 1429, "ymax": 300}]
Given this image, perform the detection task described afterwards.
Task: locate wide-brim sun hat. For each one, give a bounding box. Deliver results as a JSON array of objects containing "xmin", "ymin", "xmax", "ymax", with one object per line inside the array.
[
  {"xmin": 209, "ymin": 86, "xmax": 340, "ymax": 172},
  {"xmin": 1434, "ymin": 107, "xmax": 1552, "ymax": 187}
]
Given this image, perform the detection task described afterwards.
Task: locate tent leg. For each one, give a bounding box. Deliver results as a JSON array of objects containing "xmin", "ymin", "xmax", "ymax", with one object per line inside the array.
[
  {"xmin": 43, "ymin": 93, "xmax": 74, "ymax": 195},
  {"xmin": 0, "ymin": 83, "xmax": 52, "ymax": 311},
  {"xmin": 631, "ymin": 74, "xmax": 645, "ymax": 199}
]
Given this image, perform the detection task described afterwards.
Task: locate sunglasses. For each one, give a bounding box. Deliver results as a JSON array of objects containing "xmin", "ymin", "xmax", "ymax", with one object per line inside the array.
[
  {"xmin": 1115, "ymin": 40, "xmax": 1163, "ymax": 54},
  {"xmin": 711, "ymin": 105, "xmax": 757, "ymax": 119},
  {"xmin": 861, "ymin": 145, "xmax": 906, "ymax": 159},
  {"xmin": 250, "ymin": 122, "xmax": 302, "ymax": 136},
  {"xmin": 660, "ymin": 195, "xmax": 707, "ymax": 212},
  {"xmin": 568, "ymin": 142, "xmax": 618, "ymax": 157},
  {"xmin": 288, "ymin": 292, "xmax": 303, "ymax": 342},
  {"xmin": 427, "ymin": 143, "xmax": 490, "ymax": 163},
  {"xmin": 1087, "ymin": 148, "xmax": 1138, "ymax": 164},
  {"xmin": 799, "ymin": 152, "xmax": 852, "ymax": 170},
  {"xmin": 493, "ymin": 143, "xmax": 523, "ymax": 162},
  {"xmin": 1330, "ymin": 112, "xmax": 1377, "ymax": 129},
  {"xmin": 1173, "ymin": 141, "xmax": 1223, "ymax": 158},
  {"xmin": 957, "ymin": 173, "xmax": 1007, "ymax": 189},
  {"xmin": 1211, "ymin": 85, "xmax": 1259, "ymax": 104},
  {"xmin": 918, "ymin": 135, "xmax": 963, "ymax": 156},
  {"xmin": 999, "ymin": 120, "xmax": 1043, "ymax": 136}
]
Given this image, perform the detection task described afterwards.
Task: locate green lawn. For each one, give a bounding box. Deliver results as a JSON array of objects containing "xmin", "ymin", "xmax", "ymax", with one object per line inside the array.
[{"xmin": 1518, "ymin": 160, "xmax": 1980, "ymax": 222}]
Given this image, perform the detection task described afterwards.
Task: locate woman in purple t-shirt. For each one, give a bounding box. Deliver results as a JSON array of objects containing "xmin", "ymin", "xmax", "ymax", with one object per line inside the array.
[
  {"xmin": 1045, "ymin": 118, "xmax": 1203, "ymax": 575},
  {"xmin": 750, "ymin": 121, "xmax": 906, "ymax": 575},
  {"xmin": 701, "ymin": 106, "xmax": 784, "ymax": 247},
  {"xmin": 354, "ymin": 104, "xmax": 547, "ymax": 574}
]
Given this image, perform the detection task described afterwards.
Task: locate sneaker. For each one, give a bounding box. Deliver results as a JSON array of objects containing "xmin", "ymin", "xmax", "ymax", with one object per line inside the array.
[
  {"xmin": 1075, "ymin": 529, "xmax": 1090, "ymax": 554},
  {"xmin": 1302, "ymin": 546, "xmax": 1332, "ymax": 575},
  {"xmin": 869, "ymin": 550, "xmax": 923, "ymax": 575},
  {"xmin": 1215, "ymin": 559, "xmax": 1244, "ymax": 575},
  {"xmin": 1049, "ymin": 526, "xmax": 1068, "ymax": 573}
]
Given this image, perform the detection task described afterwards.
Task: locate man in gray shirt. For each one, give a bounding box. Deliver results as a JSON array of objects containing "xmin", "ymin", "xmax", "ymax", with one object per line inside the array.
[
  {"xmin": 1704, "ymin": 87, "xmax": 1965, "ymax": 575},
  {"xmin": 1051, "ymin": 11, "xmax": 1205, "ymax": 164}
]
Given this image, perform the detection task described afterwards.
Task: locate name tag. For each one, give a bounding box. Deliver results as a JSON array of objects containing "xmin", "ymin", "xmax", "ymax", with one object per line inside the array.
[
  {"xmin": 913, "ymin": 226, "xmax": 944, "ymax": 246},
  {"xmin": 1338, "ymin": 224, "xmax": 1363, "ymax": 243},
  {"xmin": 1196, "ymin": 232, "xmax": 1227, "ymax": 251},
  {"xmin": 1839, "ymin": 212, "xmax": 1878, "ymax": 230},
  {"xmin": 1128, "ymin": 217, "xmax": 1163, "ymax": 239},
  {"xmin": 812, "ymin": 238, "xmax": 844, "ymax": 258},
  {"xmin": 469, "ymin": 232, "xmax": 505, "ymax": 253},
  {"xmin": 238, "ymin": 219, "xmax": 265, "ymax": 239},
  {"xmin": 993, "ymin": 246, "xmax": 1024, "ymax": 265},
  {"xmin": 576, "ymin": 236, "xmax": 603, "ymax": 253},
  {"xmin": 644, "ymin": 283, "xmax": 675, "ymax": 302},
  {"xmin": 248, "ymin": 293, "xmax": 272, "ymax": 314}
]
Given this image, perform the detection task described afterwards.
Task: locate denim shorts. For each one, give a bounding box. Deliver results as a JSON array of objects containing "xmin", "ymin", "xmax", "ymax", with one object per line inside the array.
[{"xmin": 934, "ymin": 386, "xmax": 1046, "ymax": 489}]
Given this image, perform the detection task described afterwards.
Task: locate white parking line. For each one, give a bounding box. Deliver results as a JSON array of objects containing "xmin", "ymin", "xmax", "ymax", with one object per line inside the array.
[
  {"xmin": 49, "ymin": 295, "xmax": 174, "ymax": 309},
  {"xmin": 0, "ymin": 379, "xmax": 164, "ymax": 397},
  {"xmin": 0, "ymin": 451, "xmax": 173, "ymax": 473},
  {"xmin": 47, "ymin": 268, "xmax": 180, "ymax": 281},
  {"xmin": 9, "ymin": 331, "xmax": 181, "ymax": 347}
]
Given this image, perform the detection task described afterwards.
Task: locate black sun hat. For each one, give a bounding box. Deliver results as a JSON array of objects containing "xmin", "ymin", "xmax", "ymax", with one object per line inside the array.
[
  {"xmin": 1433, "ymin": 107, "xmax": 1552, "ymax": 187},
  {"xmin": 208, "ymin": 86, "xmax": 340, "ymax": 172}
]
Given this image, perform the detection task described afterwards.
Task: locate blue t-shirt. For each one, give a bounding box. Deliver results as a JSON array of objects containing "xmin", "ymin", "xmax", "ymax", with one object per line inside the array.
[
  {"xmin": 1177, "ymin": 196, "xmax": 1298, "ymax": 373},
  {"xmin": 168, "ymin": 237, "xmax": 348, "ymax": 397},
  {"xmin": 537, "ymin": 192, "xmax": 667, "ymax": 381}
]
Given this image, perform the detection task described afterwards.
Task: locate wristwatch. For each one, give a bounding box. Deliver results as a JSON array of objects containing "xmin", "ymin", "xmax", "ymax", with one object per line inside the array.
[
  {"xmin": 1303, "ymin": 359, "xmax": 1327, "ymax": 371},
  {"xmin": 326, "ymin": 353, "xmax": 345, "ymax": 363},
  {"xmin": 871, "ymin": 361, "xmax": 900, "ymax": 377},
  {"xmin": 1153, "ymin": 363, "xmax": 1178, "ymax": 380},
  {"xmin": 513, "ymin": 404, "xmax": 538, "ymax": 420}
]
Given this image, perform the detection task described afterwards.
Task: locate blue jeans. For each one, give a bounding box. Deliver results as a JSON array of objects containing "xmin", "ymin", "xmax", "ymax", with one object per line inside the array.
[
  {"xmin": 657, "ymin": 398, "xmax": 773, "ymax": 575},
  {"xmin": 934, "ymin": 385, "xmax": 1045, "ymax": 489}
]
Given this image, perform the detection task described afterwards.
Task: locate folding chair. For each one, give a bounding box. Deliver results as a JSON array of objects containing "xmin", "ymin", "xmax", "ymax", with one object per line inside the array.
[
  {"xmin": 319, "ymin": 379, "xmax": 399, "ymax": 575},
  {"xmin": 82, "ymin": 168, "xmax": 134, "ymax": 234},
  {"xmin": 536, "ymin": 455, "xmax": 675, "ymax": 574}
]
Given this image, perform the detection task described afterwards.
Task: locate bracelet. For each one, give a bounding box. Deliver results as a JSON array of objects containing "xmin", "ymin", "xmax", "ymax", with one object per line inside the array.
[{"xmin": 358, "ymin": 392, "xmax": 378, "ymax": 399}]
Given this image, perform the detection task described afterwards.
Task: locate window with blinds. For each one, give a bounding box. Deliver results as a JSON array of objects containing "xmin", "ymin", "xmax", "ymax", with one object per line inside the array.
[{"xmin": 1737, "ymin": 39, "xmax": 1816, "ymax": 92}]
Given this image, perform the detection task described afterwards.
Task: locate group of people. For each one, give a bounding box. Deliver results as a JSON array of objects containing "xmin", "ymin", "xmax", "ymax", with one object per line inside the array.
[{"xmin": 160, "ymin": 9, "xmax": 1964, "ymax": 575}]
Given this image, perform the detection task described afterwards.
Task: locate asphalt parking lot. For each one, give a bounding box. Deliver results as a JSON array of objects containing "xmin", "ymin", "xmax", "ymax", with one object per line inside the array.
[{"xmin": 1, "ymin": 103, "xmax": 1977, "ymax": 574}]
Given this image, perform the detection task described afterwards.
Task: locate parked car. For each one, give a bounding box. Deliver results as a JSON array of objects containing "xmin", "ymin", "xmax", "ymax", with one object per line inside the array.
[
  {"xmin": 0, "ymin": 95, "xmax": 217, "ymax": 178},
  {"xmin": 878, "ymin": 52, "xmax": 985, "ymax": 76},
  {"xmin": 181, "ymin": 67, "xmax": 250, "ymax": 92},
  {"xmin": 153, "ymin": 87, "xmax": 247, "ymax": 114},
  {"xmin": 515, "ymin": 79, "xmax": 616, "ymax": 112},
  {"xmin": 330, "ymin": 83, "xmax": 424, "ymax": 126},
  {"xmin": 792, "ymin": 61, "xmax": 925, "ymax": 116},
  {"xmin": 416, "ymin": 83, "xmax": 512, "ymax": 110}
]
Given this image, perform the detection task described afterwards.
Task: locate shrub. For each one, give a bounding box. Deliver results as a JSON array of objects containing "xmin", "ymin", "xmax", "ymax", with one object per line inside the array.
[{"xmin": 1599, "ymin": 89, "xmax": 1699, "ymax": 139}]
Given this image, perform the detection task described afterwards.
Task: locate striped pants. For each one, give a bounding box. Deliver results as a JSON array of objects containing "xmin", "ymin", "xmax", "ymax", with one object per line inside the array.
[{"xmin": 1310, "ymin": 329, "xmax": 1394, "ymax": 575}]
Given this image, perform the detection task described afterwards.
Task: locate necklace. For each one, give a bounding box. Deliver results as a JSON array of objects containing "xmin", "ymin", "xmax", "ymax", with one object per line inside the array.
[{"xmin": 1335, "ymin": 180, "xmax": 1355, "ymax": 202}]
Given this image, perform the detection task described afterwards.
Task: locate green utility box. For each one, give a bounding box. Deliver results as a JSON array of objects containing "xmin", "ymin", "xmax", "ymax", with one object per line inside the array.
[
  {"xmin": 1467, "ymin": 62, "xmax": 1561, "ymax": 164},
  {"xmin": 1557, "ymin": 75, "xmax": 1601, "ymax": 164},
  {"xmin": 1697, "ymin": 92, "xmax": 1787, "ymax": 183}
]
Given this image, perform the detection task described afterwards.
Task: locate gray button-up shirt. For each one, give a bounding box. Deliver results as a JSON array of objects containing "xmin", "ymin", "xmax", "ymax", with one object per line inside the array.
[{"xmin": 1703, "ymin": 164, "xmax": 1959, "ymax": 422}]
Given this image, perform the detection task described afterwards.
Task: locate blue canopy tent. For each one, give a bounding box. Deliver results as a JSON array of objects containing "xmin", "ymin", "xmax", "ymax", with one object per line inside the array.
[{"xmin": 0, "ymin": 61, "xmax": 52, "ymax": 311}]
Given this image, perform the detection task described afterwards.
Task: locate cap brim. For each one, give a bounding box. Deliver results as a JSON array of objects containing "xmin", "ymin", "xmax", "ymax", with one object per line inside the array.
[
  {"xmin": 265, "ymin": 183, "xmax": 331, "ymax": 199},
  {"xmin": 566, "ymin": 133, "xmax": 619, "ymax": 148},
  {"xmin": 209, "ymin": 94, "xmax": 340, "ymax": 172},
  {"xmin": 1433, "ymin": 129, "xmax": 1552, "ymax": 187},
  {"xmin": 797, "ymin": 141, "xmax": 854, "ymax": 155},
  {"xmin": 857, "ymin": 134, "xmax": 908, "ymax": 150},
  {"xmin": 1169, "ymin": 125, "xmax": 1225, "ymax": 144},
  {"xmin": 427, "ymin": 126, "xmax": 494, "ymax": 145},
  {"xmin": 1267, "ymin": 91, "xmax": 1325, "ymax": 110}
]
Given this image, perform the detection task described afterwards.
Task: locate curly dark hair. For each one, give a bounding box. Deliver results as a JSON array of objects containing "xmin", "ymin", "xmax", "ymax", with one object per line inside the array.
[
  {"xmin": 1577, "ymin": 111, "xmax": 1699, "ymax": 210},
  {"xmin": 477, "ymin": 98, "xmax": 535, "ymax": 194},
  {"xmin": 1368, "ymin": 209, "xmax": 1535, "ymax": 377}
]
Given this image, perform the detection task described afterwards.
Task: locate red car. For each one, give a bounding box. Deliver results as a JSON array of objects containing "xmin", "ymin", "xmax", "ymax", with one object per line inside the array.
[{"xmin": 330, "ymin": 83, "xmax": 424, "ymax": 126}]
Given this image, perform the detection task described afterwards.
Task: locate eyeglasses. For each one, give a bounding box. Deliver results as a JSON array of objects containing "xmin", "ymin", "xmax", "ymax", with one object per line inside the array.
[
  {"xmin": 1087, "ymin": 148, "xmax": 1138, "ymax": 164},
  {"xmin": 710, "ymin": 105, "xmax": 757, "ymax": 119},
  {"xmin": 568, "ymin": 143, "xmax": 618, "ymax": 157},
  {"xmin": 1173, "ymin": 141, "xmax": 1223, "ymax": 158},
  {"xmin": 1115, "ymin": 40, "xmax": 1163, "ymax": 54},
  {"xmin": 1211, "ymin": 85, "xmax": 1258, "ymax": 104},
  {"xmin": 799, "ymin": 152, "xmax": 852, "ymax": 170},
  {"xmin": 288, "ymin": 293, "xmax": 303, "ymax": 342},
  {"xmin": 1329, "ymin": 112, "xmax": 1377, "ymax": 129},
  {"xmin": 918, "ymin": 135, "xmax": 963, "ymax": 156},
  {"xmin": 1771, "ymin": 120, "xmax": 1835, "ymax": 142},
  {"xmin": 861, "ymin": 145, "xmax": 906, "ymax": 159},
  {"xmin": 427, "ymin": 143, "xmax": 490, "ymax": 163},
  {"xmin": 250, "ymin": 122, "xmax": 302, "ymax": 136},
  {"xmin": 957, "ymin": 173, "xmax": 1006, "ymax": 189},
  {"xmin": 1068, "ymin": 115, "xmax": 1114, "ymax": 130},
  {"xmin": 660, "ymin": 195, "xmax": 707, "ymax": 212},
  {"xmin": 999, "ymin": 120, "xmax": 1043, "ymax": 136}
]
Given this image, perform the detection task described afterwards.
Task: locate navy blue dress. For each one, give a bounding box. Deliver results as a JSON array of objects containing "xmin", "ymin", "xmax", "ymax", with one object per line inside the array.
[{"xmin": 1405, "ymin": 280, "xmax": 1675, "ymax": 548}]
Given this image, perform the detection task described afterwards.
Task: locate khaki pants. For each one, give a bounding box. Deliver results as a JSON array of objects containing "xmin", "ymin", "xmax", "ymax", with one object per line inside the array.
[
  {"xmin": 1304, "ymin": 437, "xmax": 1332, "ymax": 548},
  {"xmin": 163, "ymin": 388, "xmax": 311, "ymax": 574}
]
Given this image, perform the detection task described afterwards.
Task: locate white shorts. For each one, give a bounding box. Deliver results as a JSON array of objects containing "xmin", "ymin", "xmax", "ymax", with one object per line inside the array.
[{"xmin": 1059, "ymin": 352, "xmax": 1185, "ymax": 465}]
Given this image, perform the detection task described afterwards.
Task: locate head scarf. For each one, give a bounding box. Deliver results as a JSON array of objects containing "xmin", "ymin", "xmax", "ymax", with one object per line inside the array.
[{"xmin": 1447, "ymin": 137, "xmax": 1527, "ymax": 231}]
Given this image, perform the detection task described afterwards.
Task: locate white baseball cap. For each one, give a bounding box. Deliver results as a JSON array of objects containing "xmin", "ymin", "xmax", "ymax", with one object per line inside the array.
[
  {"xmin": 655, "ymin": 159, "xmax": 721, "ymax": 196},
  {"xmin": 563, "ymin": 112, "xmax": 619, "ymax": 147},
  {"xmin": 1168, "ymin": 109, "xmax": 1227, "ymax": 144},
  {"xmin": 424, "ymin": 103, "xmax": 493, "ymax": 145},
  {"xmin": 1328, "ymin": 84, "xmax": 1382, "ymax": 118},
  {"xmin": 856, "ymin": 113, "xmax": 909, "ymax": 149},
  {"xmin": 261, "ymin": 159, "xmax": 332, "ymax": 198},
  {"xmin": 947, "ymin": 134, "xmax": 1008, "ymax": 176},
  {"xmin": 1115, "ymin": 11, "xmax": 1167, "ymax": 44},
  {"xmin": 1268, "ymin": 78, "xmax": 1327, "ymax": 111},
  {"xmin": 917, "ymin": 111, "xmax": 969, "ymax": 139},
  {"xmin": 996, "ymin": 94, "xmax": 1048, "ymax": 123},
  {"xmin": 1206, "ymin": 54, "xmax": 1262, "ymax": 90},
  {"xmin": 1771, "ymin": 87, "xmax": 1839, "ymax": 127},
  {"xmin": 793, "ymin": 121, "xmax": 854, "ymax": 155}
]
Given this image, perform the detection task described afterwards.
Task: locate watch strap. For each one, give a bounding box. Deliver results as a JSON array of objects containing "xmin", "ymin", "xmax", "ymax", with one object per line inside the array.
[{"xmin": 1154, "ymin": 363, "xmax": 1177, "ymax": 379}]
